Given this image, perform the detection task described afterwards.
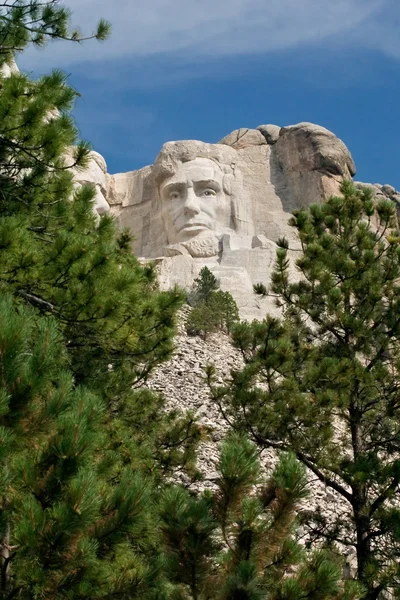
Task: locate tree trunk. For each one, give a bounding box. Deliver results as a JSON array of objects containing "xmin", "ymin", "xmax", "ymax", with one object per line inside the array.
[
  {"xmin": 0, "ymin": 523, "xmax": 11, "ymax": 593},
  {"xmin": 350, "ymin": 403, "xmax": 378, "ymax": 598},
  {"xmin": 354, "ymin": 509, "xmax": 371, "ymax": 581}
]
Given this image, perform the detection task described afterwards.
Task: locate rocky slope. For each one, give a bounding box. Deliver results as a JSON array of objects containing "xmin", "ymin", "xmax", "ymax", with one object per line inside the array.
[{"xmin": 147, "ymin": 308, "xmax": 354, "ymax": 566}]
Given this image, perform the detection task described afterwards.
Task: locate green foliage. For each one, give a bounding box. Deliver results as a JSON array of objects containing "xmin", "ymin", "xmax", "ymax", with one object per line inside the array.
[
  {"xmin": 0, "ymin": 3, "xmax": 204, "ymax": 597},
  {"xmin": 104, "ymin": 383, "xmax": 204, "ymax": 485},
  {"xmin": 160, "ymin": 435, "xmax": 362, "ymax": 600},
  {"xmin": 0, "ymin": 7, "xmax": 183, "ymax": 388},
  {"xmin": 189, "ymin": 266, "xmax": 219, "ymax": 305},
  {"xmin": 211, "ymin": 181, "xmax": 400, "ymax": 598},
  {"xmin": 187, "ymin": 268, "xmax": 239, "ymax": 339},
  {"xmin": 253, "ymin": 282, "xmax": 268, "ymax": 296},
  {"xmin": 0, "ymin": 0, "xmax": 110, "ymax": 69},
  {"xmin": 0, "ymin": 6, "xmax": 367, "ymax": 600},
  {"xmin": 0, "ymin": 294, "xmax": 166, "ymax": 598},
  {"xmin": 0, "ymin": 291, "xmax": 202, "ymax": 597}
]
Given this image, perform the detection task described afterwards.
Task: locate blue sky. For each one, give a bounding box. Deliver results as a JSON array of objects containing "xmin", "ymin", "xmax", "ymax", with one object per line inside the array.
[{"xmin": 19, "ymin": 0, "xmax": 400, "ymax": 188}]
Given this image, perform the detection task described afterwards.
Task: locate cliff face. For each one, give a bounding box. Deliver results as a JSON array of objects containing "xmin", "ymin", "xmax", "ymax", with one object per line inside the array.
[{"xmin": 82, "ymin": 121, "xmax": 397, "ymax": 321}]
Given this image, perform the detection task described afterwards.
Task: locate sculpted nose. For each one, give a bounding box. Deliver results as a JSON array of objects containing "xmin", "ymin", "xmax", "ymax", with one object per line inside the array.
[{"xmin": 184, "ymin": 188, "xmax": 200, "ymax": 216}]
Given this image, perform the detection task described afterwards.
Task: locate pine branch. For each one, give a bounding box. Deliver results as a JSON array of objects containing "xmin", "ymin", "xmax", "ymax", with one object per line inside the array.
[
  {"xmin": 295, "ymin": 452, "xmax": 353, "ymax": 504},
  {"xmin": 369, "ymin": 474, "xmax": 400, "ymax": 517},
  {"xmin": 17, "ymin": 289, "xmax": 55, "ymax": 311}
]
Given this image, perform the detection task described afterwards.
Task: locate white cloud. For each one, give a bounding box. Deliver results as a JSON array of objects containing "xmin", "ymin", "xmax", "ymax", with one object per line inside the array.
[
  {"xmin": 351, "ymin": 2, "xmax": 400, "ymax": 59},
  {"xmin": 18, "ymin": 0, "xmax": 394, "ymax": 72}
]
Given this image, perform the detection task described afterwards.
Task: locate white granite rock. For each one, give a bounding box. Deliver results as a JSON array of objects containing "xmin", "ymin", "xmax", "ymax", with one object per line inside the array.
[
  {"xmin": 71, "ymin": 150, "xmax": 111, "ymax": 217},
  {"xmin": 0, "ymin": 57, "xmax": 19, "ymax": 77},
  {"xmin": 256, "ymin": 124, "xmax": 281, "ymax": 144},
  {"xmin": 382, "ymin": 184, "xmax": 396, "ymax": 196},
  {"xmin": 219, "ymin": 128, "xmax": 267, "ymax": 148},
  {"xmin": 273, "ymin": 122, "xmax": 356, "ymax": 210},
  {"xmin": 107, "ymin": 122, "xmax": 357, "ymax": 320}
]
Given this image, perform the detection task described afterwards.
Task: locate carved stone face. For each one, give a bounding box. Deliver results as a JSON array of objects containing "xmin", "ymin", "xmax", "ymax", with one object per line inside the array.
[
  {"xmin": 93, "ymin": 185, "xmax": 110, "ymax": 216},
  {"xmin": 72, "ymin": 151, "xmax": 110, "ymax": 218},
  {"xmin": 159, "ymin": 157, "xmax": 231, "ymax": 244}
]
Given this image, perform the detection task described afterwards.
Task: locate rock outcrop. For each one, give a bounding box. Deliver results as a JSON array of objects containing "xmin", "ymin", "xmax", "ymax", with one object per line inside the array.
[
  {"xmin": 102, "ymin": 122, "xmax": 358, "ymax": 320},
  {"xmin": 73, "ymin": 120, "xmax": 399, "ymax": 321}
]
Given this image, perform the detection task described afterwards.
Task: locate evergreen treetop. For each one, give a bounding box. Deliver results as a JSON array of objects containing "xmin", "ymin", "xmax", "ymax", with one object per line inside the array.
[
  {"xmin": 187, "ymin": 267, "xmax": 239, "ymax": 340},
  {"xmin": 189, "ymin": 266, "xmax": 219, "ymax": 306},
  {"xmin": 160, "ymin": 434, "xmax": 362, "ymax": 600}
]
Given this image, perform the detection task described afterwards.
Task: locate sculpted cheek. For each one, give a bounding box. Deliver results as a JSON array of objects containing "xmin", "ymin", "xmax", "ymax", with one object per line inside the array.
[
  {"xmin": 169, "ymin": 207, "xmax": 184, "ymax": 229},
  {"xmin": 215, "ymin": 196, "xmax": 231, "ymax": 224},
  {"xmin": 200, "ymin": 199, "xmax": 218, "ymax": 219},
  {"xmin": 171, "ymin": 203, "xmax": 183, "ymax": 220}
]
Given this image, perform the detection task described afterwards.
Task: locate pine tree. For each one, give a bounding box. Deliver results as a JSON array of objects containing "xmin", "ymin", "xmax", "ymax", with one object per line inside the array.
[
  {"xmin": 160, "ymin": 434, "xmax": 362, "ymax": 600},
  {"xmin": 187, "ymin": 268, "xmax": 239, "ymax": 340},
  {"xmin": 215, "ymin": 290, "xmax": 240, "ymax": 334},
  {"xmin": 0, "ymin": 3, "xmax": 203, "ymax": 596},
  {"xmin": 0, "ymin": 294, "xmax": 170, "ymax": 599},
  {"xmin": 0, "ymin": 2, "xmax": 183, "ymax": 389},
  {"xmin": 188, "ymin": 267, "xmax": 219, "ymax": 306},
  {"xmin": 209, "ymin": 181, "xmax": 400, "ymax": 598}
]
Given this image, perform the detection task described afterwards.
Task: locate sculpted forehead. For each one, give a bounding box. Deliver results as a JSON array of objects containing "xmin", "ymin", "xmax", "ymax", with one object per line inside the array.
[{"xmin": 160, "ymin": 157, "xmax": 223, "ymax": 191}]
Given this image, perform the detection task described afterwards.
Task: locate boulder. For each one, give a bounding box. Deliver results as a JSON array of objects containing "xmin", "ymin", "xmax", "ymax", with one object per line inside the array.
[
  {"xmin": 276, "ymin": 122, "xmax": 356, "ymax": 178},
  {"xmin": 382, "ymin": 184, "xmax": 396, "ymax": 196},
  {"xmin": 218, "ymin": 128, "xmax": 267, "ymax": 149},
  {"xmin": 271, "ymin": 122, "xmax": 356, "ymax": 210},
  {"xmin": 256, "ymin": 124, "xmax": 281, "ymax": 144}
]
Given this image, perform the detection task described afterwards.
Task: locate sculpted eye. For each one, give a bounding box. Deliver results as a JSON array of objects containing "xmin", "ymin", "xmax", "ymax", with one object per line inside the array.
[
  {"xmin": 202, "ymin": 189, "xmax": 216, "ymax": 197},
  {"xmin": 169, "ymin": 192, "xmax": 181, "ymax": 200}
]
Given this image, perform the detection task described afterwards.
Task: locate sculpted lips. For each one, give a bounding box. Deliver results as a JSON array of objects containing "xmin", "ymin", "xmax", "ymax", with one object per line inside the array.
[{"xmin": 178, "ymin": 222, "xmax": 209, "ymax": 232}]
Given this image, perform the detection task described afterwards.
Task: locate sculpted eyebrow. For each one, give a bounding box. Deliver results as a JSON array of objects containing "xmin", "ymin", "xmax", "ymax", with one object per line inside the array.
[
  {"xmin": 194, "ymin": 179, "xmax": 221, "ymax": 191},
  {"xmin": 162, "ymin": 182, "xmax": 186, "ymax": 194}
]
